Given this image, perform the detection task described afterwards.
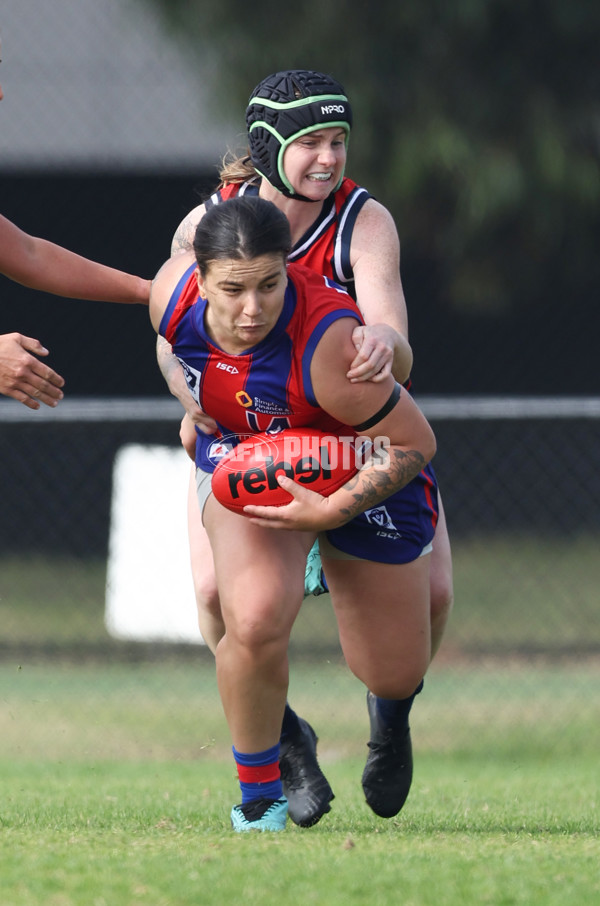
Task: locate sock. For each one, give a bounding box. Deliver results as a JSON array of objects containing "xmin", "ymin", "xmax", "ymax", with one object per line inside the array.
[
  {"xmin": 279, "ymin": 702, "xmax": 301, "ymax": 742},
  {"xmin": 233, "ymin": 743, "xmax": 283, "ymax": 804},
  {"xmin": 376, "ymin": 679, "xmax": 424, "ymax": 731}
]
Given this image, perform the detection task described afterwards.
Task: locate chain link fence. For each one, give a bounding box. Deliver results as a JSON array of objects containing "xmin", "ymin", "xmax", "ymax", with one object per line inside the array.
[{"xmin": 2, "ymin": 397, "xmax": 599, "ymax": 661}]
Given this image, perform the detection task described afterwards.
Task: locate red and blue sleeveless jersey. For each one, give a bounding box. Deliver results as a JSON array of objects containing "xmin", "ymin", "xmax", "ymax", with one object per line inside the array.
[
  {"xmin": 205, "ymin": 177, "xmax": 371, "ymax": 299},
  {"xmin": 159, "ymin": 261, "xmax": 363, "ymax": 471},
  {"xmin": 191, "ymin": 177, "xmax": 438, "ymax": 559}
]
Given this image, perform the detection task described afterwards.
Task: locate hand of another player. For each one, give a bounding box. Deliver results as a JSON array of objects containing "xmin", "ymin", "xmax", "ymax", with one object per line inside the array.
[
  {"xmin": 347, "ymin": 323, "xmax": 395, "ymax": 383},
  {"xmin": 244, "ymin": 475, "xmax": 343, "ymax": 531},
  {"xmin": 179, "ymin": 408, "xmax": 218, "ymax": 460},
  {"xmin": 179, "ymin": 414, "xmax": 198, "ymax": 460},
  {"xmin": 183, "ymin": 403, "xmax": 218, "ymax": 435},
  {"xmin": 0, "ymin": 333, "xmax": 65, "ymax": 409}
]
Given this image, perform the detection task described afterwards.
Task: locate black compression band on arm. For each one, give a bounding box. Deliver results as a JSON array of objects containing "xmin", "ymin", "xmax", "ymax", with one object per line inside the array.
[{"xmin": 352, "ymin": 383, "xmax": 402, "ymax": 432}]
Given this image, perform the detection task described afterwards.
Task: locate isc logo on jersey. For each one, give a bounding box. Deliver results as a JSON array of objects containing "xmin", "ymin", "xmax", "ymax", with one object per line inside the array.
[{"xmin": 216, "ymin": 362, "xmax": 239, "ymax": 374}]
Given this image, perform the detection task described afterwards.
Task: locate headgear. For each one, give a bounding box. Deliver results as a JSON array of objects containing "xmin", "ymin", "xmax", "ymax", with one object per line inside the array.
[{"xmin": 246, "ymin": 70, "xmax": 352, "ymax": 201}]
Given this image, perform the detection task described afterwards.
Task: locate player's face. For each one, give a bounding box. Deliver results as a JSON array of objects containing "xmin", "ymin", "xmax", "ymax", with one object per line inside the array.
[
  {"xmin": 199, "ymin": 253, "xmax": 288, "ymax": 354},
  {"xmin": 282, "ymin": 127, "xmax": 347, "ymax": 200}
]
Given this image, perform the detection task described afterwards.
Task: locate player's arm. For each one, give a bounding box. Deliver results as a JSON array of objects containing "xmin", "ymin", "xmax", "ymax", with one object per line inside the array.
[
  {"xmin": 155, "ymin": 335, "xmax": 217, "ymax": 432},
  {"xmin": 149, "ymin": 254, "xmax": 186, "ymax": 331},
  {"xmin": 347, "ymin": 199, "xmax": 413, "ymax": 384},
  {"xmin": 312, "ymin": 318, "xmax": 434, "ymax": 522},
  {"xmin": 0, "ymin": 331, "xmax": 64, "ymax": 409},
  {"xmin": 150, "ymin": 255, "xmax": 217, "ymax": 432},
  {"xmin": 149, "ymin": 254, "xmax": 198, "ymax": 412},
  {"xmin": 163, "ymin": 203, "xmax": 218, "ymax": 433},
  {"xmin": 245, "ymin": 317, "xmax": 435, "ymax": 531},
  {"xmin": 0, "ymin": 215, "xmax": 150, "ymax": 304},
  {"xmin": 170, "ymin": 203, "xmax": 206, "ymax": 256}
]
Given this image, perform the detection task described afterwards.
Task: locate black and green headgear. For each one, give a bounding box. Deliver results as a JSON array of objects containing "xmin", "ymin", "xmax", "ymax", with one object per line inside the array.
[{"xmin": 246, "ymin": 70, "xmax": 352, "ymax": 202}]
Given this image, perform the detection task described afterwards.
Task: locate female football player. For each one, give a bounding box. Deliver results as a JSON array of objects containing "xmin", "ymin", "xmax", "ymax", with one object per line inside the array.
[
  {"xmin": 156, "ymin": 70, "xmax": 453, "ymax": 829},
  {"xmin": 150, "ymin": 195, "xmax": 437, "ymax": 831}
]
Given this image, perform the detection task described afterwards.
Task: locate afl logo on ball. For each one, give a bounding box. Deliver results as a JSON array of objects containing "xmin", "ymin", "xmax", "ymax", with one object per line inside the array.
[{"xmin": 207, "ymin": 438, "xmax": 235, "ymax": 465}]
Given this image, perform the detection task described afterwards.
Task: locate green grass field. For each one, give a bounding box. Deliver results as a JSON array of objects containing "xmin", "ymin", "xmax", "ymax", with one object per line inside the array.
[
  {"xmin": 1, "ymin": 658, "xmax": 599, "ymax": 906},
  {"xmin": 1, "ymin": 541, "xmax": 599, "ymax": 905}
]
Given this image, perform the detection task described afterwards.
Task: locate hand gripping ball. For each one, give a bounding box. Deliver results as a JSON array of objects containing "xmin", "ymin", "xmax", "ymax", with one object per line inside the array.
[{"xmin": 211, "ymin": 428, "xmax": 360, "ymax": 515}]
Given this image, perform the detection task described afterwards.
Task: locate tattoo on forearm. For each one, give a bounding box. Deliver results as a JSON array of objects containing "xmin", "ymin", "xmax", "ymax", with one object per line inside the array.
[
  {"xmin": 156, "ymin": 336, "xmax": 179, "ymax": 380},
  {"xmin": 338, "ymin": 448, "xmax": 426, "ymax": 520}
]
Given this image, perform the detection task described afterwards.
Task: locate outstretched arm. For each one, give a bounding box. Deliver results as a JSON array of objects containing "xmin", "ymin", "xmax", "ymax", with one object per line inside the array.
[
  {"xmin": 0, "ymin": 332, "xmax": 64, "ymax": 409},
  {"xmin": 0, "ymin": 215, "xmax": 150, "ymax": 304}
]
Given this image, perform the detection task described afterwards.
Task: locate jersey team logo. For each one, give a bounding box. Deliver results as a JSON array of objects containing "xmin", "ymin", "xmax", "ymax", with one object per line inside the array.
[
  {"xmin": 181, "ymin": 361, "xmax": 202, "ymax": 399},
  {"xmin": 364, "ymin": 505, "xmax": 402, "ymax": 539},
  {"xmin": 236, "ymin": 390, "xmax": 253, "ymax": 408}
]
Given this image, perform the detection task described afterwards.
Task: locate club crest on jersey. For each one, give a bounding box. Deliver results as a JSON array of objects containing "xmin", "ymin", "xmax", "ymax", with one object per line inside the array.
[
  {"xmin": 363, "ymin": 505, "xmax": 402, "ymax": 539},
  {"xmin": 236, "ymin": 390, "xmax": 253, "ymax": 408},
  {"xmin": 180, "ymin": 360, "xmax": 202, "ymax": 399},
  {"xmin": 246, "ymin": 413, "xmax": 291, "ymax": 434}
]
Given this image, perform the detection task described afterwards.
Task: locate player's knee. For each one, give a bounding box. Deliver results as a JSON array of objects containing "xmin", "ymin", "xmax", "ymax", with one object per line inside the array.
[
  {"xmin": 225, "ymin": 612, "xmax": 290, "ymax": 660},
  {"xmin": 374, "ymin": 669, "xmax": 425, "ymax": 701},
  {"xmin": 193, "ymin": 572, "xmax": 220, "ymax": 613},
  {"xmin": 224, "ymin": 580, "xmax": 298, "ymax": 652},
  {"xmin": 359, "ymin": 659, "xmax": 426, "ymax": 702},
  {"xmin": 430, "ymin": 575, "xmax": 454, "ymax": 624}
]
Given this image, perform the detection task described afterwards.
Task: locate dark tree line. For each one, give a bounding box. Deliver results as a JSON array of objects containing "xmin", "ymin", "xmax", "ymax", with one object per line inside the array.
[{"xmin": 144, "ymin": 0, "xmax": 600, "ymax": 327}]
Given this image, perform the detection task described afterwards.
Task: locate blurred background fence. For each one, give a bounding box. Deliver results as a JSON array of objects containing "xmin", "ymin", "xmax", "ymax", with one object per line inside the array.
[{"xmin": 2, "ymin": 396, "xmax": 599, "ymax": 662}]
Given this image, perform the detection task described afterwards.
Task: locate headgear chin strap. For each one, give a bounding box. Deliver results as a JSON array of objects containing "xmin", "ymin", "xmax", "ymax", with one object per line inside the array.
[{"xmin": 246, "ymin": 70, "xmax": 353, "ymax": 202}]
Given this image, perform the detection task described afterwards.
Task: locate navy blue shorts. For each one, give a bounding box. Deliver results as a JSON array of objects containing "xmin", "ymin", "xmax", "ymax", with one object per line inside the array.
[{"xmin": 322, "ymin": 462, "xmax": 439, "ymax": 564}]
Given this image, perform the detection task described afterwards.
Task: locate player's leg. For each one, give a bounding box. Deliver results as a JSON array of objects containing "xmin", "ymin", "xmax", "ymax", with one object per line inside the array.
[
  {"xmin": 187, "ymin": 466, "xmax": 223, "ymax": 652},
  {"xmin": 204, "ymin": 495, "xmax": 312, "ymax": 831},
  {"xmin": 325, "ymin": 554, "xmax": 430, "ymax": 698},
  {"xmin": 189, "ymin": 464, "xmax": 334, "ymax": 826},
  {"xmin": 429, "ymin": 492, "xmax": 454, "ymax": 660},
  {"xmin": 323, "ymin": 551, "xmax": 431, "ymax": 818}
]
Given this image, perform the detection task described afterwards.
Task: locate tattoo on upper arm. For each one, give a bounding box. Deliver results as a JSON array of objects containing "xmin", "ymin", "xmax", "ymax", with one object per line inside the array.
[
  {"xmin": 156, "ymin": 335, "xmax": 177, "ymax": 375},
  {"xmin": 171, "ymin": 219, "xmax": 194, "ymax": 256}
]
